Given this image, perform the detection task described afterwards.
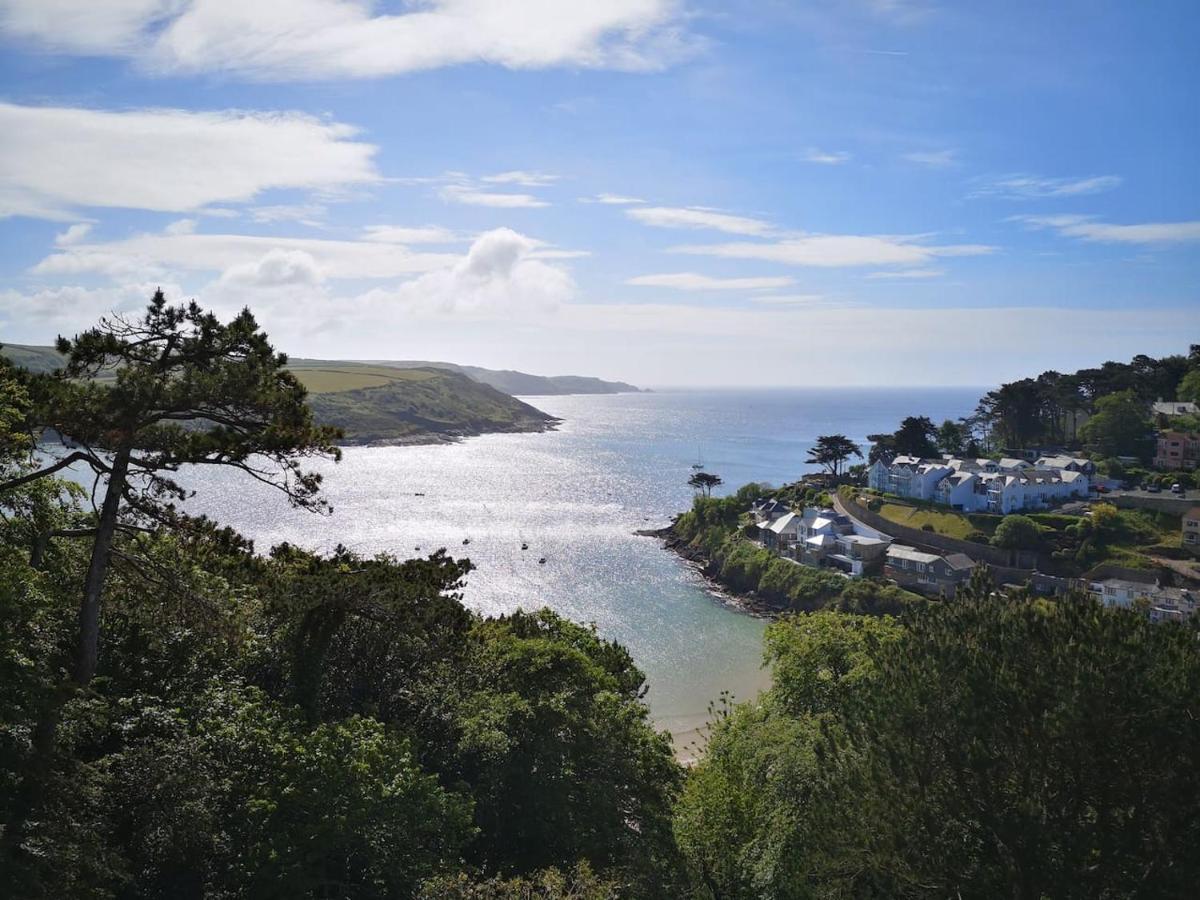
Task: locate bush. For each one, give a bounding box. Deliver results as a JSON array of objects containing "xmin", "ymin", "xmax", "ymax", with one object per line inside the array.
[
  {"xmin": 867, "ymin": 498, "xmax": 883, "ymax": 512},
  {"xmin": 921, "ymin": 523, "xmax": 935, "ymax": 532}
]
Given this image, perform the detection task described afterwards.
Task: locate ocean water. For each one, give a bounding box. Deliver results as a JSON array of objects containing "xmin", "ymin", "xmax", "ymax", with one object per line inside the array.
[{"xmin": 176, "ymin": 387, "xmax": 982, "ymax": 751}]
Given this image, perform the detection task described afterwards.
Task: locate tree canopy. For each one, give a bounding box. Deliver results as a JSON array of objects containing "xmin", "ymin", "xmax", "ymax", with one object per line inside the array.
[{"xmin": 806, "ymin": 434, "xmax": 862, "ymax": 482}]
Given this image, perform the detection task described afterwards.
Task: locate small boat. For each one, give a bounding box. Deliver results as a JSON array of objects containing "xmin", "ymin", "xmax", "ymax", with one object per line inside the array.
[
  {"xmin": 462, "ymin": 538, "xmax": 470, "ymax": 546},
  {"xmin": 691, "ymin": 446, "xmax": 705, "ymax": 470},
  {"xmin": 414, "ymin": 546, "xmax": 420, "ymax": 552},
  {"xmin": 414, "ymin": 492, "xmax": 425, "ymax": 497},
  {"xmin": 538, "ymin": 557, "xmax": 547, "ymax": 565},
  {"xmin": 521, "ymin": 542, "xmax": 529, "ymax": 550}
]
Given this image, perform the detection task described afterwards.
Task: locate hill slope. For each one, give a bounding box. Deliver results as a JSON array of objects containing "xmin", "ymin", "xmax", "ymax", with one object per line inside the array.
[
  {"xmin": 349, "ymin": 359, "xmax": 642, "ymax": 395},
  {"xmin": 1, "ymin": 345, "xmax": 558, "ymax": 445}
]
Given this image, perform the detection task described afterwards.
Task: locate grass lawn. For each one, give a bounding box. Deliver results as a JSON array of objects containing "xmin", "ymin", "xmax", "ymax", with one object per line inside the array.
[{"xmin": 877, "ymin": 502, "xmax": 980, "ymax": 539}]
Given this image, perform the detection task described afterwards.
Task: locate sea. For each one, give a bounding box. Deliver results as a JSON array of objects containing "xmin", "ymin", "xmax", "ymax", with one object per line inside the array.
[{"xmin": 176, "ymin": 387, "xmax": 983, "ymax": 755}]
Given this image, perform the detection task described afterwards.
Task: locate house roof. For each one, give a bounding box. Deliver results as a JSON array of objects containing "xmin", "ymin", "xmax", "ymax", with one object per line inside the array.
[
  {"xmin": 840, "ymin": 534, "xmax": 889, "ymax": 547},
  {"xmin": 1153, "ymin": 400, "xmax": 1199, "ymax": 416},
  {"xmin": 892, "ymin": 455, "xmax": 923, "ymax": 467},
  {"xmin": 998, "ymin": 458, "xmax": 1030, "ymax": 470},
  {"xmin": 944, "ymin": 553, "xmax": 976, "ymax": 571},
  {"xmin": 768, "ymin": 512, "xmax": 800, "ymax": 534},
  {"xmin": 886, "ymin": 545, "xmax": 942, "ymax": 565},
  {"xmin": 1185, "ymin": 507, "xmax": 1200, "ymax": 521}
]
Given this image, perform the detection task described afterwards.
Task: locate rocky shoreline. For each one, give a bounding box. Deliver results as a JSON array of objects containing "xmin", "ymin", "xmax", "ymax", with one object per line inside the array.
[{"xmin": 635, "ymin": 523, "xmax": 782, "ymax": 619}]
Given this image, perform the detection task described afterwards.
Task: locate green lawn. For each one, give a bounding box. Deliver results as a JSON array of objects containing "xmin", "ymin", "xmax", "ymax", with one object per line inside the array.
[{"xmin": 877, "ymin": 502, "xmax": 980, "ymax": 539}]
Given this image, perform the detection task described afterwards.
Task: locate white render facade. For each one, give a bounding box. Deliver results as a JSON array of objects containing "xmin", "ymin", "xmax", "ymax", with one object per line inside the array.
[{"xmin": 869, "ymin": 456, "xmax": 1090, "ymax": 513}]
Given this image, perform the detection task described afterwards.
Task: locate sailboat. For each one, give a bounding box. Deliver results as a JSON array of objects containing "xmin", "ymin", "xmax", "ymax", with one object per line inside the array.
[{"xmin": 691, "ymin": 446, "xmax": 705, "ymax": 470}]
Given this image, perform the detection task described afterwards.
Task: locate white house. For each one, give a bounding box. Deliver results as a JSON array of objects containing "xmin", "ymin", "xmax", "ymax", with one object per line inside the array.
[
  {"xmin": 871, "ymin": 455, "xmax": 1089, "ymax": 513},
  {"xmin": 1152, "ymin": 400, "xmax": 1200, "ymax": 418},
  {"xmin": 867, "ymin": 458, "xmax": 953, "ymax": 501},
  {"xmin": 1090, "ymin": 577, "xmax": 1198, "ymax": 623},
  {"xmin": 761, "ymin": 511, "xmax": 803, "ymax": 553}
]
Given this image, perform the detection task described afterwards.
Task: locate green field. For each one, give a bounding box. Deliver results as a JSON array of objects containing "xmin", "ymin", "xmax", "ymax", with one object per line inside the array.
[
  {"xmin": 877, "ymin": 502, "xmax": 984, "ymax": 540},
  {"xmin": 288, "ymin": 363, "xmax": 440, "ymax": 394}
]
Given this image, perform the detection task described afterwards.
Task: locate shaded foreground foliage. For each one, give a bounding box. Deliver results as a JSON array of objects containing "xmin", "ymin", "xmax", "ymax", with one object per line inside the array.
[{"xmin": 674, "ymin": 570, "xmax": 1200, "ymax": 899}]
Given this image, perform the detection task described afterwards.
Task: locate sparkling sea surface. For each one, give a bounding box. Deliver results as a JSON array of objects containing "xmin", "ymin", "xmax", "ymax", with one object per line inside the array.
[{"xmin": 176, "ymin": 387, "xmax": 982, "ymax": 749}]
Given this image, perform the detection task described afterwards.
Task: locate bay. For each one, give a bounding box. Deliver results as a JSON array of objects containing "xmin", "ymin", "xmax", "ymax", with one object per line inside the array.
[{"xmin": 177, "ymin": 386, "xmax": 983, "ymax": 752}]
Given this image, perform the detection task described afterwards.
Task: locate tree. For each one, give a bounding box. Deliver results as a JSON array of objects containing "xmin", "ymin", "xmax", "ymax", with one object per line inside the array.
[
  {"xmin": 1081, "ymin": 389, "xmax": 1153, "ymax": 461},
  {"xmin": 936, "ymin": 419, "xmax": 967, "ymax": 456},
  {"xmin": 990, "ymin": 514, "xmax": 1043, "ymax": 551},
  {"xmin": 0, "ymin": 293, "xmax": 341, "ymax": 687},
  {"xmin": 688, "ymin": 471, "xmax": 723, "ymax": 497},
  {"xmin": 891, "ymin": 416, "xmax": 939, "ymax": 458},
  {"xmin": 1178, "ymin": 369, "xmax": 1200, "ymax": 403},
  {"xmin": 805, "ymin": 434, "xmax": 862, "ymax": 482}
]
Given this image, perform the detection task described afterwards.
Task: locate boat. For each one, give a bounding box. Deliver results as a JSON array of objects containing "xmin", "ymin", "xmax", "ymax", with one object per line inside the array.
[
  {"xmin": 521, "ymin": 542, "xmax": 529, "ymax": 550},
  {"xmin": 691, "ymin": 446, "xmax": 705, "ymax": 470},
  {"xmin": 462, "ymin": 538, "xmax": 470, "ymax": 546},
  {"xmin": 538, "ymin": 557, "xmax": 546, "ymax": 565}
]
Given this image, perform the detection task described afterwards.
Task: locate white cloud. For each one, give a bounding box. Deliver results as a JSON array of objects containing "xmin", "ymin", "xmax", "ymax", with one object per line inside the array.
[
  {"xmin": 971, "ymin": 174, "xmax": 1122, "ymax": 200},
  {"xmin": 0, "ymin": 280, "xmax": 187, "ymax": 335},
  {"xmin": 54, "ymin": 223, "xmax": 93, "ymax": 246},
  {"xmin": 218, "ymin": 248, "xmax": 326, "ymax": 288},
  {"xmin": 32, "ymin": 232, "xmax": 459, "ymax": 280},
  {"xmin": 674, "ymin": 234, "xmax": 994, "ymax": 268},
  {"xmin": 627, "ymin": 272, "xmax": 794, "ymax": 291},
  {"xmin": 748, "ymin": 294, "xmax": 828, "ymax": 306},
  {"xmin": 362, "ymin": 225, "xmax": 460, "ymax": 244},
  {"xmin": 440, "ymin": 184, "xmax": 550, "ymax": 208},
  {"xmin": 902, "ymin": 148, "xmax": 958, "ymax": 168},
  {"xmin": 626, "ymin": 205, "xmax": 773, "ymax": 236},
  {"xmin": 802, "ymin": 147, "xmax": 850, "ymax": 165},
  {"xmin": 865, "ymin": 268, "xmax": 944, "ymax": 279},
  {"xmin": 249, "ymin": 204, "xmax": 327, "ymax": 225},
  {"xmin": 164, "ymin": 218, "xmax": 197, "ymax": 235},
  {"xmin": 481, "ymin": 170, "xmax": 561, "ymax": 187},
  {"xmin": 0, "ymin": 0, "xmax": 695, "ymax": 79},
  {"xmin": 587, "ymin": 193, "xmax": 646, "ymax": 205},
  {"xmin": 0, "ymin": 101, "xmax": 378, "ymax": 220},
  {"xmin": 1014, "ymin": 214, "xmax": 1200, "ymax": 245},
  {"xmin": 356, "ymin": 227, "xmax": 575, "ymax": 315}
]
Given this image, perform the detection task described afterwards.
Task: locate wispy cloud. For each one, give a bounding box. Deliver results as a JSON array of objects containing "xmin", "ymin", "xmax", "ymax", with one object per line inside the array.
[
  {"xmin": 626, "ymin": 272, "xmax": 795, "ymax": 291},
  {"xmin": 971, "ymin": 174, "xmax": 1122, "ymax": 200},
  {"xmin": 481, "ymin": 170, "xmax": 561, "ymax": 187},
  {"xmin": 902, "ymin": 148, "xmax": 958, "ymax": 168},
  {"xmin": 865, "ymin": 268, "xmax": 944, "ymax": 279},
  {"xmin": 440, "ymin": 184, "xmax": 550, "ymax": 209},
  {"xmin": 362, "ymin": 225, "xmax": 460, "ymax": 244},
  {"xmin": 802, "ymin": 147, "xmax": 851, "ymax": 165},
  {"xmin": 627, "ymin": 205, "xmax": 774, "ymax": 236},
  {"xmin": 1013, "ymin": 214, "xmax": 1200, "ymax": 245},
  {"xmin": 582, "ymin": 193, "xmax": 646, "ymax": 205},
  {"xmin": 0, "ymin": 0, "xmax": 698, "ymax": 80},
  {"xmin": 0, "ymin": 101, "xmax": 377, "ymax": 220},
  {"xmin": 674, "ymin": 234, "xmax": 993, "ymax": 268},
  {"xmin": 249, "ymin": 204, "xmax": 327, "ymax": 226}
]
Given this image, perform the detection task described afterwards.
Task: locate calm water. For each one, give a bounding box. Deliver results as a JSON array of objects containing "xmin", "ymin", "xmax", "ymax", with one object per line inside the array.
[{"xmin": 176, "ymin": 387, "xmax": 982, "ymax": 750}]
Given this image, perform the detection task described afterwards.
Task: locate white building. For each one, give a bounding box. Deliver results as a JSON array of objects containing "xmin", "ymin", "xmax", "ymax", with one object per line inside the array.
[
  {"xmin": 1090, "ymin": 577, "xmax": 1198, "ymax": 623},
  {"xmin": 870, "ymin": 455, "xmax": 1089, "ymax": 513}
]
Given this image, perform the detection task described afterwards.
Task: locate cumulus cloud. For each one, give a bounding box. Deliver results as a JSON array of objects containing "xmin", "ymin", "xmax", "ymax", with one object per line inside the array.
[
  {"xmin": 626, "ymin": 206, "xmax": 773, "ymax": 236},
  {"xmin": 358, "ymin": 227, "xmax": 575, "ymax": 315},
  {"xmin": 0, "ymin": 0, "xmax": 696, "ymax": 80},
  {"xmin": 217, "ymin": 248, "xmax": 326, "ymax": 288},
  {"xmin": 0, "ymin": 102, "xmax": 378, "ymax": 220},
  {"xmin": 970, "ymin": 173, "xmax": 1122, "ymax": 200},
  {"xmin": 1013, "ymin": 214, "xmax": 1200, "ymax": 245},
  {"xmin": 674, "ymin": 234, "xmax": 994, "ymax": 268},
  {"xmin": 627, "ymin": 272, "xmax": 794, "ymax": 291},
  {"xmin": 54, "ymin": 223, "xmax": 93, "ymax": 246}
]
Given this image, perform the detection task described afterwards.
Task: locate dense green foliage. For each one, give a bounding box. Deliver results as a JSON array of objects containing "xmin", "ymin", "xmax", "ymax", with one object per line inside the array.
[
  {"xmin": 675, "ymin": 573, "xmax": 1200, "ymax": 898},
  {"xmin": 671, "ymin": 488, "xmax": 922, "ymax": 614}
]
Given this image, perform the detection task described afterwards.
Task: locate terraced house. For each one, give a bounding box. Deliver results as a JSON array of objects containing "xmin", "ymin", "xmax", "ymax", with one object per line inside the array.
[{"xmin": 869, "ymin": 456, "xmax": 1090, "ymax": 513}]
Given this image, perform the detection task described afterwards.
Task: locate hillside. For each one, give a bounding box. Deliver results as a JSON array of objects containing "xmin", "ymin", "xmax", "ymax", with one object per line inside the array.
[
  {"xmin": 293, "ymin": 363, "xmax": 557, "ymax": 444},
  {"xmin": 351, "ymin": 359, "xmax": 642, "ymax": 395},
  {"xmin": 1, "ymin": 345, "xmax": 558, "ymax": 445}
]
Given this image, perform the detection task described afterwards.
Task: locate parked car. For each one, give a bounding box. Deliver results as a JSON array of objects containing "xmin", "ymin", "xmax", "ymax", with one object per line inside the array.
[
  {"xmin": 1146, "ymin": 483, "xmax": 1162, "ymax": 493},
  {"xmin": 1171, "ymin": 483, "xmax": 1184, "ymax": 495}
]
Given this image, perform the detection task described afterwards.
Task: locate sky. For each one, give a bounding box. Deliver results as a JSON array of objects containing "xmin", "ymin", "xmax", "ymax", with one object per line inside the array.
[{"xmin": 0, "ymin": 0, "xmax": 1197, "ymax": 387}]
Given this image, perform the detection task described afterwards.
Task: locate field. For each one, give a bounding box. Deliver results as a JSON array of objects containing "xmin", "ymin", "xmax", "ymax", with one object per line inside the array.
[{"xmin": 288, "ymin": 363, "xmax": 440, "ymax": 394}]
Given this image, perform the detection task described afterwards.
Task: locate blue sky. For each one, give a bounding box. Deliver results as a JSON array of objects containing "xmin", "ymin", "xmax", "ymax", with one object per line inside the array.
[{"xmin": 0, "ymin": 0, "xmax": 1196, "ymax": 386}]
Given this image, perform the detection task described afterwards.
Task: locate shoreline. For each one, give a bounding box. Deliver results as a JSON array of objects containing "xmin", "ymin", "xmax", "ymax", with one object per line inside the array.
[
  {"xmin": 635, "ymin": 525, "xmax": 781, "ymax": 620},
  {"xmin": 333, "ymin": 416, "xmax": 561, "ymax": 448}
]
